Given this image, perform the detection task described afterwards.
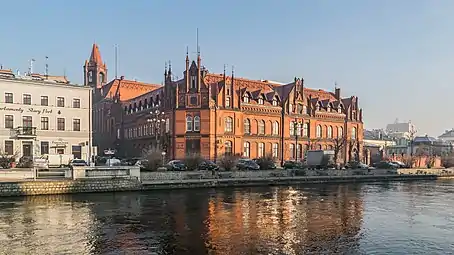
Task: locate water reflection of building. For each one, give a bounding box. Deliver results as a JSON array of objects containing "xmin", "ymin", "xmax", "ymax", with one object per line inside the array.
[
  {"xmin": 0, "ymin": 195, "xmax": 96, "ymax": 255},
  {"xmin": 205, "ymin": 185, "xmax": 364, "ymax": 254}
]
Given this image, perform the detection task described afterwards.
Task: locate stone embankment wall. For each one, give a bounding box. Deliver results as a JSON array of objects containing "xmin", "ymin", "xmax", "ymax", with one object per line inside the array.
[
  {"xmin": 0, "ymin": 178, "xmax": 141, "ymax": 197},
  {"xmin": 397, "ymin": 168, "xmax": 454, "ymax": 176}
]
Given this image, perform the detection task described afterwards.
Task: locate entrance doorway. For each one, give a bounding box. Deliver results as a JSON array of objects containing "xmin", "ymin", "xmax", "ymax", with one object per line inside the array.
[{"xmin": 22, "ymin": 141, "xmax": 33, "ymax": 157}]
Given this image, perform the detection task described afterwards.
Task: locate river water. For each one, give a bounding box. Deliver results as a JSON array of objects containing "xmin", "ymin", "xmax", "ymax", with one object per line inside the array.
[{"xmin": 0, "ymin": 180, "xmax": 453, "ymax": 255}]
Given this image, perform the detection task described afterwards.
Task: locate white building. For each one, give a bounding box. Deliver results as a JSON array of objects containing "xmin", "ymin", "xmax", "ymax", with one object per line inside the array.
[
  {"xmin": 385, "ymin": 119, "xmax": 417, "ymax": 139},
  {"xmin": 439, "ymin": 129, "xmax": 454, "ymax": 144},
  {"xmin": 0, "ymin": 70, "xmax": 93, "ymax": 161}
]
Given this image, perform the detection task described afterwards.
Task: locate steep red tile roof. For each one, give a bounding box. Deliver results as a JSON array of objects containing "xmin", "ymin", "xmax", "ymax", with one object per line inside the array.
[
  {"xmin": 102, "ymin": 78, "xmax": 161, "ymax": 101},
  {"xmin": 90, "ymin": 43, "xmax": 103, "ymax": 64}
]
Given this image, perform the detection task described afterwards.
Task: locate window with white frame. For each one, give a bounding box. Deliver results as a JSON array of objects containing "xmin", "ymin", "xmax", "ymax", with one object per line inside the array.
[
  {"xmin": 327, "ymin": 126, "xmax": 333, "ymax": 138},
  {"xmin": 186, "ymin": 116, "xmax": 193, "ymax": 132},
  {"xmin": 316, "ymin": 125, "xmax": 322, "ymax": 138},
  {"xmin": 272, "ymin": 121, "xmax": 279, "ymax": 135},
  {"xmin": 193, "ymin": 116, "xmax": 200, "ymax": 131},
  {"xmin": 243, "ymin": 142, "xmax": 250, "ymax": 157},
  {"xmin": 272, "ymin": 143, "xmax": 278, "ymax": 158},
  {"xmin": 258, "ymin": 142, "xmax": 265, "ymax": 157},
  {"xmin": 303, "ymin": 123, "xmax": 308, "ymax": 137},
  {"xmin": 225, "ymin": 117, "xmax": 233, "ymax": 132}
]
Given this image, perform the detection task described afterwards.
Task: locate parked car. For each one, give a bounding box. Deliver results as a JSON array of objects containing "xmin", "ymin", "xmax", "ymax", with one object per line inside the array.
[
  {"xmin": 69, "ymin": 159, "xmax": 88, "ymax": 167},
  {"xmin": 373, "ymin": 161, "xmax": 398, "ymax": 169},
  {"xmin": 134, "ymin": 159, "xmax": 149, "ymax": 170},
  {"xmin": 166, "ymin": 160, "xmax": 188, "ymax": 171},
  {"xmin": 345, "ymin": 161, "xmax": 374, "ymax": 170},
  {"xmin": 198, "ymin": 160, "xmax": 219, "ymax": 171},
  {"xmin": 236, "ymin": 159, "xmax": 260, "ymax": 170},
  {"xmin": 391, "ymin": 161, "xmax": 406, "ymax": 168},
  {"xmin": 121, "ymin": 158, "xmax": 140, "ymax": 166}
]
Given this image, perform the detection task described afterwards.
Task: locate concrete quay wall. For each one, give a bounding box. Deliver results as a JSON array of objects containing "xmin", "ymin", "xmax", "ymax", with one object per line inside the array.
[{"xmin": 0, "ymin": 178, "xmax": 141, "ymax": 197}]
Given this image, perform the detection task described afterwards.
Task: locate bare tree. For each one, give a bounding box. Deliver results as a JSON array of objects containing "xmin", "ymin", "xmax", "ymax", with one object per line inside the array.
[{"xmin": 331, "ymin": 137, "xmax": 345, "ymax": 164}]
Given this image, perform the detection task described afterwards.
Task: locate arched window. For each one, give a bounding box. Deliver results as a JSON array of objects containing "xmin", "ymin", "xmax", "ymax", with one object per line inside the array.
[
  {"xmin": 289, "ymin": 144, "xmax": 295, "ymax": 159},
  {"xmin": 243, "ymin": 142, "xmax": 250, "ymax": 157},
  {"xmin": 272, "ymin": 121, "xmax": 279, "ymax": 135},
  {"xmin": 193, "ymin": 116, "xmax": 200, "ymax": 131},
  {"xmin": 272, "ymin": 97, "xmax": 279, "ymax": 106},
  {"xmin": 225, "ymin": 117, "xmax": 233, "ymax": 132},
  {"xmin": 351, "ymin": 127, "xmax": 357, "ymax": 140},
  {"xmin": 225, "ymin": 141, "xmax": 233, "ymax": 155},
  {"xmin": 258, "ymin": 142, "xmax": 265, "ymax": 157},
  {"xmin": 338, "ymin": 127, "xmax": 343, "ymax": 137},
  {"xmin": 290, "ymin": 121, "xmax": 295, "ymax": 136},
  {"xmin": 226, "ymin": 97, "xmax": 231, "ymax": 107},
  {"xmin": 186, "ymin": 116, "xmax": 193, "ymax": 132},
  {"xmin": 327, "ymin": 126, "xmax": 333, "ymax": 138},
  {"xmin": 318, "ymin": 144, "xmax": 322, "ymax": 150},
  {"xmin": 303, "ymin": 123, "xmax": 308, "ymax": 137},
  {"xmin": 258, "ymin": 120, "xmax": 265, "ymax": 135},
  {"xmin": 244, "ymin": 119, "xmax": 251, "ymax": 134},
  {"xmin": 328, "ymin": 145, "xmax": 333, "ymax": 150},
  {"xmin": 316, "ymin": 125, "xmax": 322, "ymax": 138},
  {"xmin": 258, "ymin": 96, "xmax": 264, "ymax": 105},
  {"xmin": 272, "ymin": 143, "xmax": 279, "ymax": 158},
  {"xmin": 99, "ymin": 72, "xmax": 105, "ymax": 84}
]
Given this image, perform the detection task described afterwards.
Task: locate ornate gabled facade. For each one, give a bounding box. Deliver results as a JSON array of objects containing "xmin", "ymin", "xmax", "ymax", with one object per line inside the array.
[{"xmin": 91, "ymin": 45, "xmax": 364, "ymax": 163}]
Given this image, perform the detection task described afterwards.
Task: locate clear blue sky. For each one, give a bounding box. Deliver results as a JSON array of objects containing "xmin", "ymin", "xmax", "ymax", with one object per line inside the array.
[{"xmin": 1, "ymin": 0, "xmax": 453, "ymax": 136}]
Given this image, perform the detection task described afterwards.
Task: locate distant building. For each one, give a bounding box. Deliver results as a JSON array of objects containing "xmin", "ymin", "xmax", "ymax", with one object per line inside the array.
[
  {"xmin": 386, "ymin": 120, "xmax": 417, "ymax": 139},
  {"xmin": 363, "ymin": 129, "xmax": 396, "ymax": 163},
  {"xmin": 438, "ymin": 129, "xmax": 454, "ymax": 144}
]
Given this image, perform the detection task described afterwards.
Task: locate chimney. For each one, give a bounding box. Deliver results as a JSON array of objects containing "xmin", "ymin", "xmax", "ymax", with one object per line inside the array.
[{"xmin": 335, "ymin": 87, "xmax": 341, "ymax": 100}]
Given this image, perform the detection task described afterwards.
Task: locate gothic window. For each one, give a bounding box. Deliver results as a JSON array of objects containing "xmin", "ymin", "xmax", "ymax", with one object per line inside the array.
[
  {"xmin": 303, "ymin": 123, "xmax": 309, "ymax": 137},
  {"xmin": 88, "ymin": 71, "xmax": 93, "ymax": 83},
  {"xmin": 99, "ymin": 72, "xmax": 105, "ymax": 84},
  {"xmin": 258, "ymin": 120, "xmax": 265, "ymax": 135},
  {"xmin": 289, "ymin": 144, "xmax": 295, "ymax": 159},
  {"xmin": 225, "ymin": 117, "xmax": 233, "ymax": 133},
  {"xmin": 272, "ymin": 143, "xmax": 278, "ymax": 158},
  {"xmin": 338, "ymin": 127, "xmax": 343, "ymax": 137},
  {"xmin": 186, "ymin": 116, "xmax": 193, "ymax": 132},
  {"xmin": 258, "ymin": 142, "xmax": 265, "ymax": 157},
  {"xmin": 193, "ymin": 116, "xmax": 200, "ymax": 131},
  {"xmin": 258, "ymin": 96, "xmax": 264, "ymax": 105},
  {"xmin": 351, "ymin": 127, "xmax": 357, "ymax": 140},
  {"xmin": 290, "ymin": 121, "xmax": 295, "ymax": 136},
  {"xmin": 243, "ymin": 142, "xmax": 250, "ymax": 158},
  {"xmin": 225, "ymin": 141, "xmax": 233, "ymax": 155},
  {"xmin": 226, "ymin": 97, "xmax": 231, "ymax": 107},
  {"xmin": 316, "ymin": 125, "xmax": 322, "ymax": 138},
  {"xmin": 244, "ymin": 119, "xmax": 251, "ymax": 134},
  {"xmin": 272, "ymin": 121, "xmax": 279, "ymax": 135},
  {"xmin": 191, "ymin": 76, "xmax": 197, "ymax": 89},
  {"xmin": 272, "ymin": 97, "xmax": 279, "ymax": 106},
  {"xmin": 328, "ymin": 126, "xmax": 333, "ymax": 138}
]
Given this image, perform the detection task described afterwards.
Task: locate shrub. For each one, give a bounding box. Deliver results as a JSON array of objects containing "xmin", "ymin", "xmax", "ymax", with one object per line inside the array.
[
  {"xmin": 255, "ymin": 155, "xmax": 276, "ymax": 170},
  {"xmin": 145, "ymin": 151, "xmax": 163, "ymax": 171},
  {"xmin": 218, "ymin": 154, "xmax": 240, "ymax": 171},
  {"xmin": 401, "ymin": 155, "xmax": 416, "ymax": 168},
  {"xmin": 183, "ymin": 154, "xmax": 204, "ymax": 171},
  {"xmin": 441, "ymin": 154, "xmax": 454, "ymax": 168}
]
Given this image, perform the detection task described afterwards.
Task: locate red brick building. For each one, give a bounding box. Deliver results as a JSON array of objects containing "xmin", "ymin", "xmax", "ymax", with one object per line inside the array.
[{"xmin": 87, "ymin": 44, "xmax": 364, "ymax": 163}]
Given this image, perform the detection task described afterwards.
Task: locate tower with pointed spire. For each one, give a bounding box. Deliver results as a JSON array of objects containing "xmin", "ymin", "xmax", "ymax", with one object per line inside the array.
[{"xmin": 84, "ymin": 43, "xmax": 108, "ymax": 89}]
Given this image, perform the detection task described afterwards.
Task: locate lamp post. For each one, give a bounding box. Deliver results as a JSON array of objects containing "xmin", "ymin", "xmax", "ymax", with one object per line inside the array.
[
  {"xmin": 293, "ymin": 119, "xmax": 303, "ymax": 162},
  {"xmin": 147, "ymin": 110, "xmax": 165, "ymax": 151}
]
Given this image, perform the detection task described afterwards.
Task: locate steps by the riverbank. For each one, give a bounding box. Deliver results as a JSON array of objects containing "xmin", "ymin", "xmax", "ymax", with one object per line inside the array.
[{"xmin": 0, "ymin": 173, "xmax": 438, "ymax": 197}]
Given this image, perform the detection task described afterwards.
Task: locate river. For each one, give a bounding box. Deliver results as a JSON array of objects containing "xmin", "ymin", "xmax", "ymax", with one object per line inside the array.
[{"xmin": 0, "ymin": 180, "xmax": 453, "ymax": 254}]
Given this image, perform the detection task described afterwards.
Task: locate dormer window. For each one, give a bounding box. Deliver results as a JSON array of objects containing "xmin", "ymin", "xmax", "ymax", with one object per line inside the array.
[
  {"xmin": 338, "ymin": 107, "xmax": 342, "ymax": 113},
  {"xmin": 258, "ymin": 97, "xmax": 264, "ymax": 105},
  {"xmin": 316, "ymin": 104, "xmax": 320, "ymax": 111},
  {"xmin": 327, "ymin": 105, "xmax": 331, "ymax": 112},
  {"xmin": 190, "ymin": 76, "xmax": 196, "ymax": 89},
  {"xmin": 243, "ymin": 94, "xmax": 250, "ymax": 103},
  {"xmin": 226, "ymin": 97, "xmax": 231, "ymax": 107},
  {"xmin": 272, "ymin": 99, "xmax": 278, "ymax": 106}
]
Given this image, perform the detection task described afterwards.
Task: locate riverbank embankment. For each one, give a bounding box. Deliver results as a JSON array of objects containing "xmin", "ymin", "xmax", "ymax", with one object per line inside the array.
[{"xmin": 0, "ymin": 168, "xmax": 443, "ymax": 197}]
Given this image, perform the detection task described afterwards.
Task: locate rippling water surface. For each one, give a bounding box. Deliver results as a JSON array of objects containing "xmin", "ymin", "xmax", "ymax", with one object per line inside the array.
[{"xmin": 0, "ymin": 180, "xmax": 453, "ymax": 254}]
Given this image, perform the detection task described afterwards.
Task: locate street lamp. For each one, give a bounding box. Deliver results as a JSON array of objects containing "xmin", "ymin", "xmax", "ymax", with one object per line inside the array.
[
  {"xmin": 147, "ymin": 110, "xmax": 165, "ymax": 151},
  {"xmin": 293, "ymin": 119, "xmax": 304, "ymax": 162}
]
